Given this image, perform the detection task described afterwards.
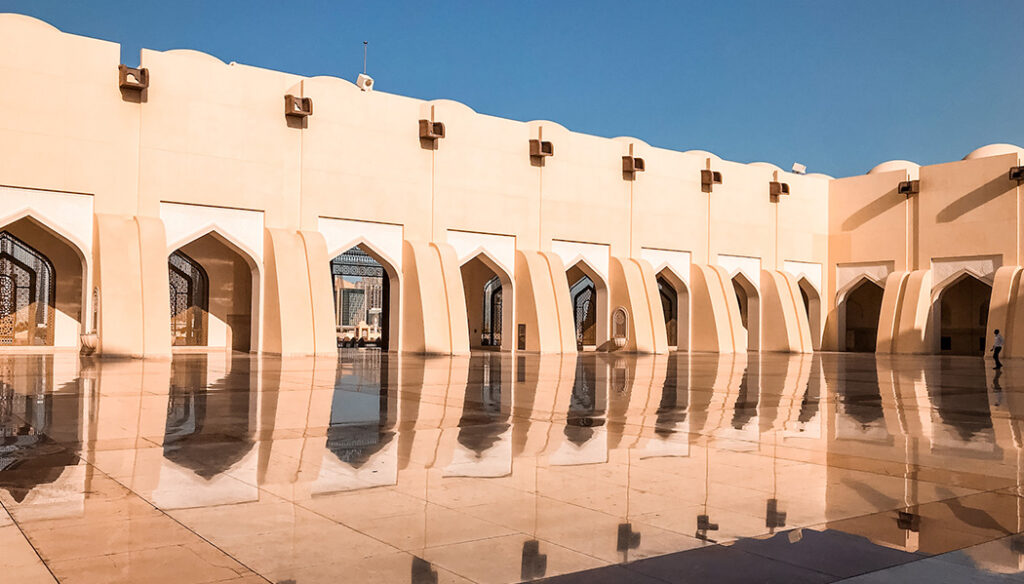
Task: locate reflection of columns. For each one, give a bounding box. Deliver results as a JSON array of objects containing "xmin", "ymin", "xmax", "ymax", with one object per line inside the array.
[
  {"xmin": 512, "ymin": 353, "xmax": 578, "ymax": 458},
  {"xmin": 549, "ymin": 355, "xmax": 609, "ymax": 466}
]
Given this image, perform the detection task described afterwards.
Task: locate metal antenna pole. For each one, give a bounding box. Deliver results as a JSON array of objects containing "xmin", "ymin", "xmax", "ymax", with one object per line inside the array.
[{"xmin": 363, "ymin": 41, "xmax": 368, "ymax": 74}]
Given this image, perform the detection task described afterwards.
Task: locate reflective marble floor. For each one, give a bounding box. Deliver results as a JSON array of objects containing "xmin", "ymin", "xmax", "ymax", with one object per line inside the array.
[{"xmin": 2, "ymin": 350, "xmax": 1024, "ymax": 583}]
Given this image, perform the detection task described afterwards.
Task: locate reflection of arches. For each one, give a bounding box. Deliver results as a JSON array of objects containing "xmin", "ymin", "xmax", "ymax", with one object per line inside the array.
[
  {"xmin": 839, "ymin": 277, "xmax": 884, "ymax": 352},
  {"xmin": 0, "ymin": 232, "xmax": 55, "ymax": 345},
  {"xmin": 934, "ymin": 272, "xmax": 992, "ymax": 355},
  {"xmin": 0, "ymin": 213, "xmax": 89, "ymax": 348},
  {"xmin": 327, "ymin": 352, "xmax": 395, "ymax": 467},
  {"xmin": 797, "ymin": 277, "xmax": 821, "ymax": 350},
  {"xmin": 566, "ymin": 260, "xmax": 609, "ymax": 349},
  {"xmin": 731, "ymin": 273, "xmax": 759, "ymax": 351},
  {"xmin": 565, "ymin": 358, "xmax": 604, "ymax": 445},
  {"xmin": 168, "ymin": 251, "xmax": 209, "ymax": 346},
  {"xmin": 656, "ymin": 268, "xmax": 690, "ymax": 351},
  {"xmin": 458, "ymin": 355, "xmax": 509, "ymax": 453},
  {"xmin": 163, "ymin": 358, "xmax": 255, "ymax": 479},
  {"xmin": 460, "ymin": 251, "xmax": 514, "ymax": 351},
  {"xmin": 169, "ymin": 229, "xmax": 260, "ymax": 352},
  {"xmin": 0, "ymin": 368, "xmax": 81, "ymax": 501},
  {"xmin": 328, "ymin": 240, "xmax": 401, "ymax": 352}
]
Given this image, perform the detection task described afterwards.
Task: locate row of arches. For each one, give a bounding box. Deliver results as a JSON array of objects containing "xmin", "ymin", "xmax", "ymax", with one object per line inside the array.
[
  {"xmin": 837, "ymin": 272, "xmax": 993, "ymax": 355},
  {"xmin": 0, "ymin": 212, "xmax": 994, "ymax": 355}
]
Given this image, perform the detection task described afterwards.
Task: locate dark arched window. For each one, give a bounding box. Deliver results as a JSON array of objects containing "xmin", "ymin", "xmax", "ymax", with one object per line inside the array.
[
  {"xmin": 482, "ymin": 276, "xmax": 502, "ymax": 346},
  {"xmin": 570, "ymin": 276, "xmax": 596, "ymax": 347},
  {"xmin": 168, "ymin": 251, "xmax": 209, "ymax": 346},
  {"xmin": 0, "ymin": 231, "xmax": 56, "ymax": 346},
  {"xmin": 658, "ymin": 277, "xmax": 677, "ymax": 347}
]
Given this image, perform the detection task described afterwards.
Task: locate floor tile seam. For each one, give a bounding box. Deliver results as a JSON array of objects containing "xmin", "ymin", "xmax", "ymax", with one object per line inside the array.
[
  {"xmin": 528, "ymin": 489, "xmax": 755, "ymax": 546},
  {"xmin": 0, "ymin": 497, "xmax": 63, "ymax": 584},
  {"xmin": 293, "ymin": 495, "xmax": 621, "ymax": 575},
  {"xmin": 289, "ymin": 498, "xmax": 428, "ymax": 556},
  {"xmin": 805, "ymin": 459, "xmax": 1009, "ymax": 490},
  {"xmin": 66, "ymin": 455, "xmax": 275, "ymax": 584}
]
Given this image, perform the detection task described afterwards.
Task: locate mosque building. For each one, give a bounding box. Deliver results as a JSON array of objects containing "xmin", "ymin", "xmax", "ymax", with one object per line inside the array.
[{"xmin": 1, "ymin": 13, "xmax": 1022, "ymax": 358}]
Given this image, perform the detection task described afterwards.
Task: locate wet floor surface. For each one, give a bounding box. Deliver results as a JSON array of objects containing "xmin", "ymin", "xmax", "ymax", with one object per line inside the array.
[{"xmin": 1, "ymin": 350, "xmax": 1023, "ymax": 583}]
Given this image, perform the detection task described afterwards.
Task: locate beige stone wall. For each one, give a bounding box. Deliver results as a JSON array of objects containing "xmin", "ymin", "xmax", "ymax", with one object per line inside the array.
[{"xmin": 1, "ymin": 14, "xmax": 1020, "ymax": 356}]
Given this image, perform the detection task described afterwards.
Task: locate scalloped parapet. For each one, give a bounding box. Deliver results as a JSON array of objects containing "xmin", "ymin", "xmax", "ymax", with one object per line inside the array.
[
  {"xmin": 749, "ymin": 162, "xmax": 783, "ymax": 173},
  {"xmin": 162, "ymin": 48, "xmax": 228, "ymax": 66},
  {"xmin": 963, "ymin": 143, "xmax": 1024, "ymax": 160},
  {"xmin": 684, "ymin": 150, "xmax": 722, "ymax": 161},
  {"xmin": 0, "ymin": 12, "xmax": 61, "ymax": 34},
  {"xmin": 867, "ymin": 160, "xmax": 920, "ymax": 175},
  {"xmin": 426, "ymin": 99, "xmax": 477, "ymax": 115}
]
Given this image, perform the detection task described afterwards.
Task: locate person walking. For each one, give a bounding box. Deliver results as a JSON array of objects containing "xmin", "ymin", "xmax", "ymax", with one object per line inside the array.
[{"xmin": 992, "ymin": 329, "xmax": 1004, "ymax": 370}]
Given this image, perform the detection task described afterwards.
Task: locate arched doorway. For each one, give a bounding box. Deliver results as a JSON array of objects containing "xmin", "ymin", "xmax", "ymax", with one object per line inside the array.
[
  {"xmin": 169, "ymin": 232, "xmax": 257, "ymax": 352},
  {"xmin": 841, "ymin": 279, "xmax": 883, "ymax": 352},
  {"xmin": 330, "ymin": 245, "xmax": 394, "ymax": 350},
  {"xmin": 798, "ymin": 278, "xmax": 822, "ymax": 350},
  {"xmin": 657, "ymin": 269, "xmax": 689, "ymax": 351},
  {"xmin": 732, "ymin": 273, "xmax": 759, "ymax": 351},
  {"xmin": 0, "ymin": 232, "xmax": 55, "ymax": 346},
  {"xmin": 460, "ymin": 253, "xmax": 513, "ymax": 351},
  {"xmin": 937, "ymin": 274, "xmax": 991, "ymax": 356},
  {"xmin": 0, "ymin": 217, "xmax": 86, "ymax": 349},
  {"xmin": 566, "ymin": 261, "xmax": 608, "ymax": 350}
]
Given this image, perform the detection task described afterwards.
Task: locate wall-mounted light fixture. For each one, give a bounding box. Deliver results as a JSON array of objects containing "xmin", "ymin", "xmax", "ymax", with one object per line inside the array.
[
  {"xmin": 118, "ymin": 65, "xmax": 149, "ymax": 91},
  {"xmin": 897, "ymin": 180, "xmax": 920, "ymax": 196},
  {"xmin": 701, "ymin": 170, "xmax": 723, "ymax": 193},
  {"xmin": 769, "ymin": 181, "xmax": 790, "ymax": 197},
  {"xmin": 118, "ymin": 65, "xmax": 149, "ymax": 102},
  {"xmin": 622, "ymin": 156, "xmax": 645, "ymax": 177},
  {"xmin": 284, "ymin": 95, "xmax": 313, "ymax": 118},
  {"xmin": 419, "ymin": 119, "xmax": 445, "ymax": 141},
  {"xmin": 529, "ymin": 139, "xmax": 554, "ymax": 159},
  {"xmin": 1010, "ymin": 166, "xmax": 1024, "ymax": 183}
]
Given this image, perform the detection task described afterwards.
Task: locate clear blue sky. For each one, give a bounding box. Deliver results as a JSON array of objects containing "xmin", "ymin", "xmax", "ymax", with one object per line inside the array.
[{"xmin": 3, "ymin": 1, "xmax": 1022, "ymax": 177}]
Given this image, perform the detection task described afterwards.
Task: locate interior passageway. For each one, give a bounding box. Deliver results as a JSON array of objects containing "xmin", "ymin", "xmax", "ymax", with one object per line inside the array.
[
  {"xmin": 841, "ymin": 279, "xmax": 883, "ymax": 352},
  {"xmin": 169, "ymin": 232, "xmax": 256, "ymax": 351},
  {"xmin": 937, "ymin": 274, "xmax": 991, "ymax": 356},
  {"xmin": 460, "ymin": 254, "xmax": 512, "ymax": 351},
  {"xmin": 330, "ymin": 245, "xmax": 395, "ymax": 350},
  {"xmin": 0, "ymin": 218, "xmax": 86, "ymax": 348}
]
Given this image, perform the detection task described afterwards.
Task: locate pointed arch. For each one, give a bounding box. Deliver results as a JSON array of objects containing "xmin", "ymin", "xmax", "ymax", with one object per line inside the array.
[
  {"xmin": 731, "ymin": 271, "xmax": 759, "ymax": 351},
  {"xmin": 0, "ymin": 211, "xmax": 91, "ymax": 347},
  {"xmin": 838, "ymin": 276, "xmax": 884, "ymax": 352},
  {"xmin": 460, "ymin": 250, "xmax": 515, "ymax": 351},
  {"xmin": 566, "ymin": 258, "xmax": 609, "ymax": 349},
  {"xmin": 330, "ymin": 240, "xmax": 402, "ymax": 351},
  {"xmin": 168, "ymin": 227, "xmax": 261, "ymax": 352},
  {"xmin": 797, "ymin": 276, "xmax": 822, "ymax": 350},
  {"xmin": 932, "ymin": 270, "xmax": 992, "ymax": 355},
  {"xmin": 656, "ymin": 266, "xmax": 690, "ymax": 351}
]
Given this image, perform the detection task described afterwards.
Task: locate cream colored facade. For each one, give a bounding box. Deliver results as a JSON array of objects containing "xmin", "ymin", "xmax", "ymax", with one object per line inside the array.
[{"xmin": 0, "ymin": 14, "xmax": 1021, "ymax": 358}]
